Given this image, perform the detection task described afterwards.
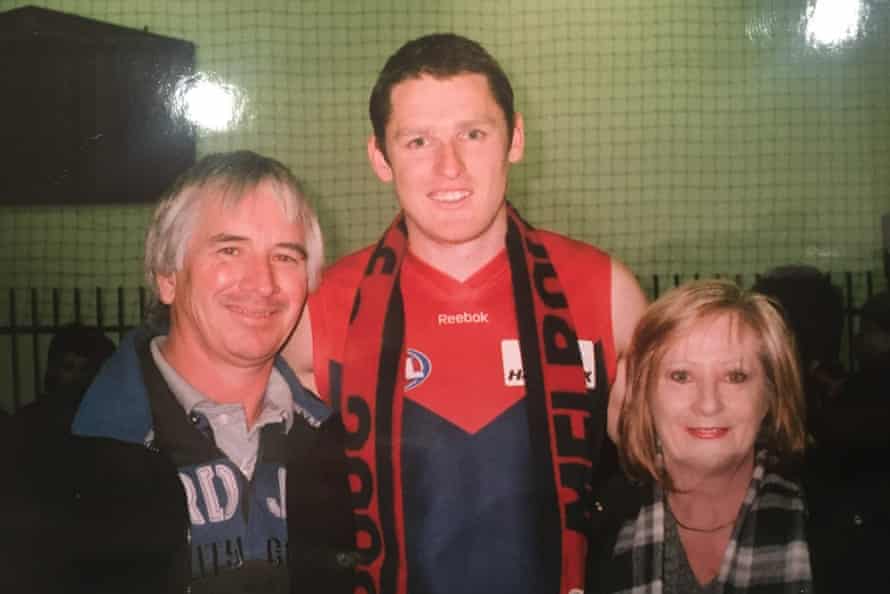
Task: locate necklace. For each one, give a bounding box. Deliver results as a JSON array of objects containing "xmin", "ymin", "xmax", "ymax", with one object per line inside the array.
[{"xmin": 669, "ymin": 506, "xmax": 736, "ymax": 533}]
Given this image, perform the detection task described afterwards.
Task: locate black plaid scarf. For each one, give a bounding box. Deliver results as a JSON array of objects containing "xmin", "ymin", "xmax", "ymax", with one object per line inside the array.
[
  {"xmin": 340, "ymin": 205, "xmax": 603, "ymax": 594},
  {"xmin": 609, "ymin": 450, "xmax": 812, "ymax": 594}
]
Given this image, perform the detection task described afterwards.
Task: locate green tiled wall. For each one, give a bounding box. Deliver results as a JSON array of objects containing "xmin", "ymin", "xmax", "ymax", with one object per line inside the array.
[
  {"xmin": 2, "ymin": 0, "xmax": 887, "ymax": 290},
  {"xmin": 2, "ymin": 0, "xmax": 889, "ymax": 410}
]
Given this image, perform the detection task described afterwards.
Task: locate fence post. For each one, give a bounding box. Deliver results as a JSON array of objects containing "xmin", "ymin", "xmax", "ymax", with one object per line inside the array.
[
  {"xmin": 31, "ymin": 288, "xmax": 41, "ymax": 400},
  {"xmin": 52, "ymin": 288, "xmax": 61, "ymax": 328},
  {"xmin": 96, "ymin": 287, "xmax": 105, "ymax": 332},
  {"xmin": 845, "ymin": 272, "xmax": 855, "ymax": 371},
  {"xmin": 117, "ymin": 287, "xmax": 126, "ymax": 343},
  {"xmin": 139, "ymin": 286, "xmax": 147, "ymax": 325},
  {"xmin": 74, "ymin": 287, "xmax": 82, "ymax": 324},
  {"xmin": 9, "ymin": 288, "xmax": 20, "ymax": 412}
]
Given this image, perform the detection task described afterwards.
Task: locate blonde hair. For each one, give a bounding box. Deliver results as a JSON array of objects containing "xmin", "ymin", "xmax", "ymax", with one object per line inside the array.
[{"xmin": 618, "ymin": 279, "xmax": 807, "ymax": 484}]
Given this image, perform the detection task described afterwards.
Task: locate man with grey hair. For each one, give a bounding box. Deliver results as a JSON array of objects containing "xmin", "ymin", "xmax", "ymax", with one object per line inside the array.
[{"xmin": 68, "ymin": 151, "xmax": 355, "ymax": 593}]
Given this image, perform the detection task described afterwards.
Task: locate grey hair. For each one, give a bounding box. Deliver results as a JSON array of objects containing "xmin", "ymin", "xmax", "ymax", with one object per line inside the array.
[{"xmin": 144, "ymin": 150, "xmax": 324, "ymax": 308}]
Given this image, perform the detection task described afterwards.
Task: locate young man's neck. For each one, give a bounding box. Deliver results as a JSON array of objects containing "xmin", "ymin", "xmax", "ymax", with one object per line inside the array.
[
  {"xmin": 160, "ymin": 336, "xmax": 272, "ymax": 427},
  {"xmin": 406, "ymin": 215, "xmax": 509, "ymax": 282},
  {"xmin": 407, "ymin": 241, "xmax": 504, "ymax": 282}
]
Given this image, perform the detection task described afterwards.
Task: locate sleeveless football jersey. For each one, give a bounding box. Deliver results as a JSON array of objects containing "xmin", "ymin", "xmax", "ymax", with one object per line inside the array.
[{"xmin": 309, "ymin": 230, "xmax": 615, "ymax": 593}]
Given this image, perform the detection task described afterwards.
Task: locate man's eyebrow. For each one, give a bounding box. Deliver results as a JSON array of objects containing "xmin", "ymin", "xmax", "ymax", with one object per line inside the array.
[
  {"xmin": 392, "ymin": 126, "xmax": 429, "ymax": 140},
  {"xmin": 209, "ymin": 233, "xmax": 248, "ymax": 243},
  {"xmin": 209, "ymin": 234, "xmax": 308, "ymax": 258},
  {"xmin": 458, "ymin": 116, "xmax": 499, "ymax": 127},
  {"xmin": 278, "ymin": 242, "xmax": 308, "ymax": 259},
  {"xmin": 392, "ymin": 117, "xmax": 499, "ymax": 139}
]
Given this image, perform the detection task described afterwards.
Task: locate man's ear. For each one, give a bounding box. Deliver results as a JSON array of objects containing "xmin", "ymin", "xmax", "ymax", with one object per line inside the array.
[
  {"xmin": 368, "ymin": 134, "xmax": 394, "ymax": 183},
  {"xmin": 156, "ymin": 272, "xmax": 177, "ymax": 305},
  {"xmin": 508, "ymin": 112, "xmax": 525, "ymax": 164}
]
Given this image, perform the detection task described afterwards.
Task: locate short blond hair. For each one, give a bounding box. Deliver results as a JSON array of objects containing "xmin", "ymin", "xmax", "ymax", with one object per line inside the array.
[{"xmin": 618, "ymin": 279, "xmax": 807, "ymax": 484}]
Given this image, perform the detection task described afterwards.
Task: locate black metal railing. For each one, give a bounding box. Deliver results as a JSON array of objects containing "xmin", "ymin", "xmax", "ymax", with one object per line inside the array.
[
  {"xmin": 1, "ymin": 271, "xmax": 886, "ymax": 412},
  {"xmin": 642, "ymin": 270, "xmax": 886, "ymax": 375},
  {"xmin": 1, "ymin": 287, "xmax": 148, "ymax": 412}
]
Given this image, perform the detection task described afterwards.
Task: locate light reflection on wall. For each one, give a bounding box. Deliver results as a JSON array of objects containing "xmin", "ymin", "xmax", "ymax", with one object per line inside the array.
[
  {"xmin": 171, "ymin": 72, "xmax": 246, "ymax": 133},
  {"xmin": 805, "ymin": 0, "xmax": 866, "ymax": 48}
]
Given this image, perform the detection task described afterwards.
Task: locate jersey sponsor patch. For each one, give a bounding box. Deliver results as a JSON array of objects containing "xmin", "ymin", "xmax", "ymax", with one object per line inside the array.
[
  {"xmin": 501, "ymin": 339, "xmax": 597, "ymax": 389},
  {"xmin": 405, "ymin": 348, "xmax": 432, "ymax": 391}
]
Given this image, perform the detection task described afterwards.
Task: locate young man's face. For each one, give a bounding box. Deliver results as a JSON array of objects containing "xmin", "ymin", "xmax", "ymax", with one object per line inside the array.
[
  {"xmin": 368, "ymin": 73, "xmax": 524, "ymax": 262},
  {"xmin": 157, "ymin": 182, "xmax": 309, "ymax": 370}
]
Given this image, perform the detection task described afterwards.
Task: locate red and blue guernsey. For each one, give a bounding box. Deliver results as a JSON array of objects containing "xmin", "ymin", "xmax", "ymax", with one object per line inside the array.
[{"xmin": 310, "ymin": 208, "xmax": 617, "ymax": 594}]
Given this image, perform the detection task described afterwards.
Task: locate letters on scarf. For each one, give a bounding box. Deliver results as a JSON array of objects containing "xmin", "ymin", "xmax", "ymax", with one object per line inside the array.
[{"xmin": 339, "ymin": 205, "xmax": 607, "ymax": 594}]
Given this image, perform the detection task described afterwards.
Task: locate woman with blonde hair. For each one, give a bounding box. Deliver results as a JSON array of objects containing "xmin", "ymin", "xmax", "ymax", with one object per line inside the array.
[{"xmin": 587, "ymin": 279, "xmax": 814, "ymax": 593}]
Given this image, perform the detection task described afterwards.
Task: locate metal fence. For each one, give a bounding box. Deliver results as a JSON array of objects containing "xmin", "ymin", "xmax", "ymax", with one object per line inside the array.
[
  {"xmin": 1, "ymin": 286, "xmax": 149, "ymax": 413},
  {"xmin": 1, "ymin": 271, "xmax": 886, "ymax": 413}
]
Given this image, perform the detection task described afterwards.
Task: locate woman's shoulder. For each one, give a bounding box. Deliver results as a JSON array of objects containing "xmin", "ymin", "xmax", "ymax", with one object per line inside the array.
[
  {"xmin": 588, "ymin": 474, "xmax": 649, "ymax": 557},
  {"xmin": 587, "ymin": 472, "xmax": 653, "ymax": 593}
]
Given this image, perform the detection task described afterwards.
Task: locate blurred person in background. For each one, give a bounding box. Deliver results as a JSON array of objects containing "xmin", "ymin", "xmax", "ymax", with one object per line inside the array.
[
  {"xmin": 2, "ymin": 324, "xmax": 115, "ymax": 593},
  {"xmin": 752, "ymin": 265, "xmax": 846, "ymax": 435}
]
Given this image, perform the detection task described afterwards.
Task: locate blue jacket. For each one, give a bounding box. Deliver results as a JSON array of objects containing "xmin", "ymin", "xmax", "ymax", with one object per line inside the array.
[{"xmin": 68, "ymin": 329, "xmax": 357, "ymax": 594}]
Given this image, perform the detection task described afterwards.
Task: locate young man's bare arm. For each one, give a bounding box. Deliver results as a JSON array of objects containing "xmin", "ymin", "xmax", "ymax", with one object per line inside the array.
[
  {"xmin": 283, "ymin": 308, "xmax": 318, "ymax": 395},
  {"xmin": 608, "ymin": 258, "xmax": 648, "ymax": 441},
  {"xmin": 610, "ymin": 258, "xmax": 648, "ymax": 357}
]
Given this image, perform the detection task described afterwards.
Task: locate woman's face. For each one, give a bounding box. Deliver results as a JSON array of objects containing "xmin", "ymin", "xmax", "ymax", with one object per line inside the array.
[{"xmin": 651, "ymin": 313, "xmax": 768, "ymax": 483}]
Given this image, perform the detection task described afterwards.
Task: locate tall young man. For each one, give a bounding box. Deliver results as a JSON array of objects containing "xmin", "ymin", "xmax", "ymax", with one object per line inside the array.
[{"xmin": 286, "ymin": 34, "xmax": 647, "ymax": 594}]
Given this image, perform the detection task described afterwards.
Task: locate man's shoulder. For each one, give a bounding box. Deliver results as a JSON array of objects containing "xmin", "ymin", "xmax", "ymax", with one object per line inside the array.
[
  {"xmin": 305, "ymin": 245, "xmax": 376, "ymax": 378},
  {"xmin": 534, "ymin": 228, "xmax": 612, "ymax": 263},
  {"xmin": 532, "ymin": 229, "xmax": 614, "ymax": 291},
  {"xmin": 273, "ymin": 356, "xmax": 335, "ymax": 428},
  {"xmin": 309, "ymin": 244, "xmax": 380, "ymax": 323},
  {"xmin": 315, "ymin": 244, "xmax": 377, "ymax": 293},
  {"xmin": 71, "ymin": 329, "xmax": 153, "ymax": 445}
]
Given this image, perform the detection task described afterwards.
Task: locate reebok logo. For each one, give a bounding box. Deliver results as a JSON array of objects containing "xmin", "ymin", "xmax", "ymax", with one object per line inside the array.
[{"xmin": 437, "ymin": 311, "xmax": 489, "ymax": 325}]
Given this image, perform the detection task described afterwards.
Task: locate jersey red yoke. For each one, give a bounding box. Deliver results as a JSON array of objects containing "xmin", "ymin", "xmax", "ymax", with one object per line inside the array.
[{"xmin": 309, "ymin": 230, "xmax": 617, "ymax": 412}]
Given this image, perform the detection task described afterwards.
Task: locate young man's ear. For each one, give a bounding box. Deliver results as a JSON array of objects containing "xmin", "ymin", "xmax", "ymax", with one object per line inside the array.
[
  {"xmin": 508, "ymin": 112, "xmax": 525, "ymax": 164},
  {"xmin": 368, "ymin": 134, "xmax": 394, "ymax": 183},
  {"xmin": 156, "ymin": 272, "xmax": 177, "ymax": 305}
]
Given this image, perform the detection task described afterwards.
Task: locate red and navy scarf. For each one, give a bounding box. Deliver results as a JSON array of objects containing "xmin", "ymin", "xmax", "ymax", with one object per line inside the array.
[{"xmin": 340, "ymin": 205, "xmax": 602, "ymax": 594}]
